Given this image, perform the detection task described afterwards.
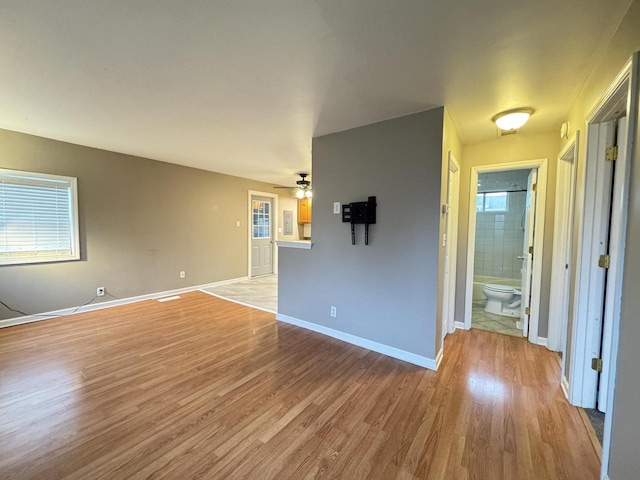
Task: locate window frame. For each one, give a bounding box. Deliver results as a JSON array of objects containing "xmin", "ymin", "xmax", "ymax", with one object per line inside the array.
[
  {"xmin": 476, "ymin": 191, "xmax": 509, "ymax": 213},
  {"xmin": 251, "ymin": 200, "xmax": 271, "ymax": 239},
  {"xmin": 0, "ymin": 168, "xmax": 80, "ymax": 266}
]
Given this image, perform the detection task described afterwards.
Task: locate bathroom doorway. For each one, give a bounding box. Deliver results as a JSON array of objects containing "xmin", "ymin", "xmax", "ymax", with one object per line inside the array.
[
  {"xmin": 471, "ymin": 169, "xmax": 532, "ymax": 337},
  {"xmin": 463, "ymin": 158, "xmax": 548, "ymax": 343}
]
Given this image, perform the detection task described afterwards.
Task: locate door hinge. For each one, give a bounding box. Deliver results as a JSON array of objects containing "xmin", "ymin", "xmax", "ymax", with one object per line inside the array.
[
  {"xmin": 532, "ymin": 183, "xmax": 537, "ymax": 192},
  {"xmin": 592, "ymin": 357, "xmax": 603, "ymax": 372},
  {"xmin": 598, "ymin": 254, "xmax": 611, "ymax": 268},
  {"xmin": 605, "ymin": 146, "xmax": 618, "ymax": 161},
  {"xmin": 524, "ymin": 307, "xmax": 530, "ymax": 315},
  {"xmin": 528, "ymin": 246, "xmax": 534, "ymax": 255}
]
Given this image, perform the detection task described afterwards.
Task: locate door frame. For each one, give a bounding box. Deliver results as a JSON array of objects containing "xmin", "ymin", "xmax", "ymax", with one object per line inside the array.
[
  {"xmin": 548, "ymin": 131, "xmax": 580, "ymax": 356},
  {"xmin": 564, "ymin": 54, "xmax": 638, "ymax": 480},
  {"xmin": 442, "ymin": 152, "xmax": 460, "ymax": 341},
  {"xmin": 567, "ymin": 59, "xmax": 633, "ymax": 408},
  {"xmin": 463, "ymin": 158, "xmax": 548, "ymax": 345},
  {"xmin": 247, "ymin": 190, "xmax": 279, "ymax": 278}
]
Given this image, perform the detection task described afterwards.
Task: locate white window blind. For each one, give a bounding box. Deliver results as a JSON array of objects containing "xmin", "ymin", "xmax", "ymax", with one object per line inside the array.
[{"xmin": 0, "ymin": 169, "xmax": 79, "ymax": 265}]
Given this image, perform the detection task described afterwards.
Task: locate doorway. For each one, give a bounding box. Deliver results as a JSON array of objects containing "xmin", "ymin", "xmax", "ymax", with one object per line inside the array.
[
  {"xmin": 548, "ymin": 132, "xmax": 580, "ymax": 368},
  {"xmin": 561, "ymin": 54, "xmax": 638, "ymax": 479},
  {"xmin": 470, "ymin": 168, "xmax": 533, "ymax": 337},
  {"xmin": 442, "ymin": 152, "xmax": 460, "ymax": 342},
  {"xmin": 247, "ymin": 191, "xmax": 279, "ymax": 278},
  {"xmin": 464, "ymin": 158, "xmax": 548, "ymax": 344}
]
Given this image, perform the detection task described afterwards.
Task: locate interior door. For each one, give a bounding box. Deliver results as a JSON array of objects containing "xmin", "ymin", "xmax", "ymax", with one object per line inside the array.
[
  {"xmin": 556, "ymin": 137, "xmax": 578, "ymax": 357},
  {"xmin": 251, "ymin": 196, "xmax": 273, "ymax": 277},
  {"xmin": 597, "ymin": 116, "xmax": 628, "ymax": 412},
  {"xmin": 442, "ymin": 154, "xmax": 459, "ymax": 341},
  {"xmin": 521, "ymin": 169, "xmax": 538, "ymax": 337}
]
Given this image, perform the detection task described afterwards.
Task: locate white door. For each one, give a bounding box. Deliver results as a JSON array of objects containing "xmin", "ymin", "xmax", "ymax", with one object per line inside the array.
[
  {"xmin": 442, "ymin": 153, "xmax": 460, "ymax": 341},
  {"xmin": 251, "ymin": 196, "xmax": 273, "ymax": 277},
  {"xmin": 550, "ymin": 133, "xmax": 579, "ymax": 356},
  {"xmin": 521, "ymin": 169, "xmax": 538, "ymax": 337},
  {"xmin": 597, "ymin": 116, "xmax": 628, "ymax": 412}
]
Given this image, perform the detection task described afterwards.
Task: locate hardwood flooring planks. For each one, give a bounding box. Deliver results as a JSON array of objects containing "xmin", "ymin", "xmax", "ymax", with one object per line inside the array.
[{"xmin": 0, "ymin": 291, "xmax": 600, "ymax": 479}]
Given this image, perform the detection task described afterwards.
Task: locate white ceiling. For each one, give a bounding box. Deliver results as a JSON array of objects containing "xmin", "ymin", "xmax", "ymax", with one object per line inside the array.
[{"xmin": 0, "ymin": 0, "xmax": 633, "ymax": 186}]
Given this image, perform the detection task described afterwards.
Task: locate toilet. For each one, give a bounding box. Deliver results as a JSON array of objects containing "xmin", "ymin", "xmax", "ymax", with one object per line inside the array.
[{"xmin": 482, "ymin": 284, "xmax": 522, "ymax": 317}]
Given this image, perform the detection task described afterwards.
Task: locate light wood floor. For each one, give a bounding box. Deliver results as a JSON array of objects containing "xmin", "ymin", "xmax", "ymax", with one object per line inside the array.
[{"xmin": 0, "ymin": 292, "xmax": 599, "ymax": 479}]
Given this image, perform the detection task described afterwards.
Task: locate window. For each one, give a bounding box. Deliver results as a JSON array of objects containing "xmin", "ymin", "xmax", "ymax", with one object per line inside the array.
[
  {"xmin": 476, "ymin": 191, "xmax": 508, "ymax": 212},
  {"xmin": 0, "ymin": 169, "xmax": 80, "ymax": 265},
  {"xmin": 252, "ymin": 200, "xmax": 271, "ymax": 239}
]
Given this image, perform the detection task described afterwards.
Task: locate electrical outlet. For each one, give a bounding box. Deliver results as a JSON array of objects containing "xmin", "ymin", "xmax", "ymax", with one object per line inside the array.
[
  {"xmin": 333, "ymin": 202, "xmax": 341, "ymax": 214},
  {"xmin": 97, "ymin": 287, "xmax": 105, "ymax": 297},
  {"xmin": 180, "ymin": 271, "xmax": 186, "ymax": 279},
  {"xmin": 330, "ymin": 306, "xmax": 337, "ymax": 318}
]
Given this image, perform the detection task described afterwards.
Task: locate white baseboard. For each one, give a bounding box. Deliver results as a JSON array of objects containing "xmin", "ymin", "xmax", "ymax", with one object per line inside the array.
[
  {"xmin": 561, "ymin": 375, "xmax": 570, "ymax": 401},
  {"xmin": 0, "ymin": 276, "xmax": 249, "ymax": 329},
  {"xmin": 454, "ymin": 321, "xmax": 466, "ymax": 330},
  {"xmin": 536, "ymin": 336, "xmax": 548, "ymax": 348},
  {"xmin": 275, "ymin": 313, "xmax": 438, "ymax": 370}
]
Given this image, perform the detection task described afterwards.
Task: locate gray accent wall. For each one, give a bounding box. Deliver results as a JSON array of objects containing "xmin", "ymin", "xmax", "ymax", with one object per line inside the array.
[
  {"xmin": 0, "ymin": 128, "xmax": 290, "ymax": 320},
  {"xmin": 278, "ymin": 108, "xmax": 445, "ymax": 360}
]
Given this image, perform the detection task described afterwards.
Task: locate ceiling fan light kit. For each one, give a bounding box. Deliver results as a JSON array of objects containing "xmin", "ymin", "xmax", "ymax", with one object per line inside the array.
[
  {"xmin": 275, "ymin": 173, "xmax": 312, "ymax": 198},
  {"xmin": 492, "ymin": 108, "xmax": 534, "ymax": 131}
]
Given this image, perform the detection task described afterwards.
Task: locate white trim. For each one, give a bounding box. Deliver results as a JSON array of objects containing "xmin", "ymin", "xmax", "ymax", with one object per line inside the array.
[
  {"xmin": 536, "ymin": 337, "xmax": 548, "ymax": 348},
  {"xmin": 587, "ymin": 58, "xmax": 632, "ymax": 123},
  {"xmin": 570, "ymin": 121, "xmax": 615, "ymax": 408},
  {"xmin": 434, "ymin": 347, "xmax": 444, "ymax": 370},
  {"xmin": 601, "ymin": 52, "xmax": 638, "ymax": 480},
  {"xmin": 602, "ymin": 475, "xmax": 610, "ymax": 480},
  {"xmin": 0, "ymin": 276, "xmax": 249, "ymax": 329},
  {"xmin": 548, "ymin": 132, "xmax": 579, "ymax": 353},
  {"xmin": 463, "ymin": 158, "xmax": 548, "ymax": 347},
  {"xmin": 442, "ymin": 152, "xmax": 461, "ymax": 340},
  {"xmin": 275, "ymin": 313, "xmax": 438, "ymax": 370},
  {"xmin": 199, "ymin": 289, "xmax": 276, "ymax": 314},
  {"xmin": 0, "ymin": 168, "xmax": 80, "ymax": 265},
  {"xmin": 248, "ymin": 190, "xmax": 279, "ymax": 278},
  {"xmin": 454, "ymin": 321, "xmax": 466, "ymax": 330},
  {"xmin": 561, "ymin": 376, "xmax": 571, "ymax": 401},
  {"xmin": 276, "ymin": 240, "xmax": 313, "ymax": 249}
]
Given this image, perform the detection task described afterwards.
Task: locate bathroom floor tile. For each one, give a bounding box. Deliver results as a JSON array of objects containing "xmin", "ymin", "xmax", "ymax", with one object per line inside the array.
[{"xmin": 472, "ymin": 301, "xmax": 523, "ymax": 338}]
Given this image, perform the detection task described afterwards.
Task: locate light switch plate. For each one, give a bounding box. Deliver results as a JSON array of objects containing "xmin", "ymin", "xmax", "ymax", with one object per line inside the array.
[{"xmin": 333, "ymin": 202, "xmax": 341, "ymax": 214}]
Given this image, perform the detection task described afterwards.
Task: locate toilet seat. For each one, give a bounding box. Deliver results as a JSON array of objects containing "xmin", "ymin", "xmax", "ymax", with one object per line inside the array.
[{"xmin": 484, "ymin": 284, "xmax": 516, "ymax": 294}]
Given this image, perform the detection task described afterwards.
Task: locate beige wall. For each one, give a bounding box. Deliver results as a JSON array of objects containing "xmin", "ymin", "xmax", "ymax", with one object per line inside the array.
[
  {"xmin": 559, "ymin": 1, "xmax": 640, "ymax": 477},
  {"xmin": 0, "ymin": 128, "xmax": 293, "ymax": 320},
  {"xmin": 456, "ymin": 131, "xmax": 561, "ymax": 338}
]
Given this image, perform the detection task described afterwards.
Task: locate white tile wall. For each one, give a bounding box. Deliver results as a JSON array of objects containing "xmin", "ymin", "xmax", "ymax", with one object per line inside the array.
[{"xmin": 474, "ymin": 169, "xmax": 531, "ymax": 279}]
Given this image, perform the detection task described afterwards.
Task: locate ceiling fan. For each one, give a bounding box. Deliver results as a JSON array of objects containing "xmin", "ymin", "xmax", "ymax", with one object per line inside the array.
[{"xmin": 274, "ymin": 173, "xmax": 312, "ymax": 198}]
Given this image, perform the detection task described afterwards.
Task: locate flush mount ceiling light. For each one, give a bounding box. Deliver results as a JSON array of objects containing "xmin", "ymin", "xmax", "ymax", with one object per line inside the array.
[{"xmin": 492, "ymin": 108, "xmax": 534, "ymax": 131}]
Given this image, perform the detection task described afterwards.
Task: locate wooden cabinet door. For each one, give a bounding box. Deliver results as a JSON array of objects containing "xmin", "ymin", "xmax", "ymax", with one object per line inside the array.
[{"xmin": 298, "ymin": 198, "xmax": 312, "ymax": 224}]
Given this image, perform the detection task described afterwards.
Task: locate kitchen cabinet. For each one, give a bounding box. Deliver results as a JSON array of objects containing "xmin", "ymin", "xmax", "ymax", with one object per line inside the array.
[{"xmin": 298, "ymin": 197, "xmax": 312, "ymax": 224}]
